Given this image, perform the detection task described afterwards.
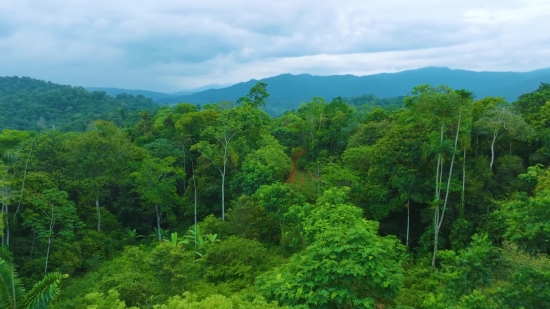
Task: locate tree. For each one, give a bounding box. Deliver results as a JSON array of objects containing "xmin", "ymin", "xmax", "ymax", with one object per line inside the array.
[
  {"xmin": 0, "ymin": 129, "xmax": 31, "ymax": 247},
  {"xmin": 474, "ymin": 98, "xmax": 529, "ymax": 170},
  {"xmin": 131, "ymin": 156, "xmax": 183, "ymax": 241},
  {"xmin": 237, "ymin": 82, "xmax": 270, "ymax": 108},
  {"xmin": 257, "ymin": 187, "xmax": 405, "ymax": 308},
  {"xmin": 230, "ymin": 135, "xmax": 293, "ymax": 196},
  {"xmin": 191, "ymin": 108, "xmax": 242, "ymax": 221},
  {"xmin": 0, "ymin": 259, "xmax": 66, "ymax": 309},
  {"xmin": 406, "ymin": 85, "xmax": 473, "ymax": 267},
  {"xmin": 23, "ymin": 188, "xmax": 83, "ymax": 274},
  {"xmin": 64, "ymin": 121, "xmax": 131, "ymax": 232},
  {"xmin": 252, "ymin": 183, "xmax": 305, "ymax": 248}
]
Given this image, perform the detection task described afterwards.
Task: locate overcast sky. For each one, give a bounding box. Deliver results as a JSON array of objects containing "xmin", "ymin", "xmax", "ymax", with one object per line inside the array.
[{"xmin": 1, "ymin": 0, "xmax": 549, "ymax": 92}]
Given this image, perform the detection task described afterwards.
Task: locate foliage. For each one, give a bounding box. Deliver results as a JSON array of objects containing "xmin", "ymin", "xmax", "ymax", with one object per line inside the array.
[
  {"xmin": 0, "ymin": 259, "xmax": 66, "ymax": 309},
  {"xmin": 2, "ymin": 80, "xmax": 550, "ymax": 308},
  {"xmin": 0, "ymin": 76, "xmax": 157, "ymax": 131},
  {"xmin": 257, "ymin": 188, "xmax": 405, "ymax": 308}
]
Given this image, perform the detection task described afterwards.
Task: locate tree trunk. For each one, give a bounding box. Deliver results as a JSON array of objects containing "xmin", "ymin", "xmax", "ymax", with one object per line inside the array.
[
  {"xmin": 433, "ymin": 112, "xmax": 462, "ymax": 267},
  {"xmin": 2, "ymin": 186, "xmax": 6, "ymax": 246},
  {"xmin": 96, "ymin": 188, "xmax": 101, "ymax": 232},
  {"xmin": 155, "ymin": 204, "xmax": 162, "ymax": 241},
  {"xmin": 45, "ymin": 237, "xmax": 51, "ymax": 274},
  {"xmin": 406, "ymin": 198, "xmax": 410, "ymax": 247},
  {"xmin": 15, "ymin": 140, "xmax": 33, "ymax": 216},
  {"xmin": 192, "ymin": 161, "xmax": 198, "ymax": 253},
  {"xmin": 30, "ymin": 231, "xmax": 36, "ymax": 258},
  {"xmin": 45, "ymin": 204, "xmax": 54, "ymax": 274},
  {"xmin": 221, "ymin": 143, "xmax": 228, "ymax": 221},
  {"xmin": 489, "ymin": 128, "xmax": 498, "ymax": 170}
]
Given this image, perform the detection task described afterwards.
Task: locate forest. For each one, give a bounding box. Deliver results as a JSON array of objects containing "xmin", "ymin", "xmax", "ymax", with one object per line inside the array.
[{"xmin": 1, "ymin": 79, "xmax": 550, "ymax": 308}]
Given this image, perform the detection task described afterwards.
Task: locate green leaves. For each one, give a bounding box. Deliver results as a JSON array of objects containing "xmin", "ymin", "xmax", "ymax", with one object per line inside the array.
[
  {"xmin": 237, "ymin": 82, "xmax": 270, "ymax": 108},
  {"xmin": 0, "ymin": 259, "xmax": 65, "ymax": 309},
  {"xmin": 257, "ymin": 188, "xmax": 405, "ymax": 308},
  {"xmin": 498, "ymin": 190, "xmax": 550, "ymax": 254}
]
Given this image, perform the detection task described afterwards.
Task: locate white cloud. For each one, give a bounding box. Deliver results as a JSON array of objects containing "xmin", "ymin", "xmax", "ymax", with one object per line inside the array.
[{"xmin": 0, "ymin": 0, "xmax": 549, "ymax": 91}]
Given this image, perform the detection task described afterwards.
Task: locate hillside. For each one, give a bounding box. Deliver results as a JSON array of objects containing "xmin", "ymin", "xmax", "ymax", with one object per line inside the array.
[
  {"xmin": 0, "ymin": 76, "xmax": 158, "ymax": 131},
  {"xmin": 85, "ymin": 87, "xmax": 177, "ymax": 101},
  {"xmin": 156, "ymin": 67, "xmax": 550, "ymax": 113}
]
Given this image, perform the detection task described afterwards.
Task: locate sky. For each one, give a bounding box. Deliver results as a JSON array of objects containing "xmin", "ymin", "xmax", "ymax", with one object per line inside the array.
[{"xmin": 1, "ymin": 0, "xmax": 550, "ymax": 92}]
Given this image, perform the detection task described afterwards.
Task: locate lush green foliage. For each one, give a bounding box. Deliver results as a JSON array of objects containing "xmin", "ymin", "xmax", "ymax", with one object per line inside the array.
[
  {"xmin": 1, "ymin": 79, "xmax": 550, "ymax": 308},
  {"xmin": 0, "ymin": 77, "xmax": 157, "ymax": 131}
]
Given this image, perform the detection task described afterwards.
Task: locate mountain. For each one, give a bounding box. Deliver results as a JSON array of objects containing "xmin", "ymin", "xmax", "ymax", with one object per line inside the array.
[
  {"xmin": 85, "ymin": 87, "xmax": 174, "ymax": 101},
  {"xmin": 156, "ymin": 67, "xmax": 550, "ymax": 113},
  {"xmin": 1, "ymin": 77, "xmax": 158, "ymax": 131},
  {"xmin": 85, "ymin": 83, "xmax": 234, "ymax": 99},
  {"xmin": 172, "ymin": 83, "xmax": 234, "ymax": 95}
]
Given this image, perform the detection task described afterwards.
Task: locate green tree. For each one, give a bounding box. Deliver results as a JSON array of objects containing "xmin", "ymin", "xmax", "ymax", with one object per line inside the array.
[
  {"xmin": 131, "ymin": 156, "xmax": 183, "ymax": 241},
  {"xmin": 257, "ymin": 187, "xmax": 405, "ymax": 308},
  {"xmin": 191, "ymin": 108, "xmax": 243, "ymax": 221},
  {"xmin": 23, "ymin": 188, "xmax": 83, "ymax": 274},
  {"xmin": 237, "ymin": 82, "xmax": 270, "ymax": 108},
  {"xmin": 64, "ymin": 121, "xmax": 131, "ymax": 232},
  {"xmin": 231, "ymin": 135, "xmax": 292, "ymax": 196}
]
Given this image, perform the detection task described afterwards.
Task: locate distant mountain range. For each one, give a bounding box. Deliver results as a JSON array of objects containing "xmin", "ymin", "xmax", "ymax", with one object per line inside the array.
[
  {"xmin": 8, "ymin": 67, "xmax": 550, "ymax": 119},
  {"xmin": 149, "ymin": 67, "xmax": 550, "ymax": 113},
  {"xmin": 85, "ymin": 83, "xmax": 232, "ymax": 102}
]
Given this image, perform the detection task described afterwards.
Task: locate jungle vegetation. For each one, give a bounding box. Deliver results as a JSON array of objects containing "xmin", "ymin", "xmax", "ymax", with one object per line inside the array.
[{"xmin": 1, "ymin": 79, "xmax": 550, "ymax": 308}]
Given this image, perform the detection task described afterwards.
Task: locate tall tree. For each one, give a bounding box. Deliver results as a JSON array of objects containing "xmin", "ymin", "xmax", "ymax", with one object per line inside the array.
[
  {"xmin": 23, "ymin": 188, "xmax": 82, "ymax": 274},
  {"xmin": 64, "ymin": 121, "xmax": 131, "ymax": 232},
  {"xmin": 131, "ymin": 156, "xmax": 183, "ymax": 241},
  {"xmin": 237, "ymin": 82, "xmax": 270, "ymax": 108},
  {"xmin": 191, "ymin": 109, "xmax": 242, "ymax": 221},
  {"xmin": 406, "ymin": 85, "xmax": 473, "ymax": 266}
]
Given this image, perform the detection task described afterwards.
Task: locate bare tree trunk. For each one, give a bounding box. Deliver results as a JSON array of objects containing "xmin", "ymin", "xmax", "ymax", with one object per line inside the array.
[
  {"xmin": 432, "ymin": 124, "xmax": 444, "ymax": 267},
  {"xmin": 155, "ymin": 204, "xmax": 162, "ymax": 241},
  {"xmin": 475, "ymin": 135, "xmax": 479, "ymax": 158},
  {"xmin": 30, "ymin": 231, "xmax": 36, "ymax": 258},
  {"xmin": 15, "ymin": 140, "xmax": 33, "ymax": 216},
  {"xmin": 433, "ymin": 112, "xmax": 462, "ymax": 267},
  {"xmin": 96, "ymin": 188, "xmax": 101, "ymax": 232},
  {"xmin": 45, "ymin": 204, "xmax": 54, "ymax": 274},
  {"xmin": 406, "ymin": 198, "xmax": 410, "ymax": 247},
  {"xmin": 192, "ymin": 161, "xmax": 198, "ymax": 253},
  {"xmin": 2, "ymin": 188, "xmax": 9, "ymax": 248},
  {"xmin": 489, "ymin": 129, "xmax": 498, "ymax": 170},
  {"xmin": 221, "ymin": 141, "xmax": 228, "ymax": 221},
  {"xmin": 2, "ymin": 186, "xmax": 6, "ymax": 246},
  {"xmin": 461, "ymin": 148, "xmax": 466, "ymax": 216},
  {"xmin": 45, "ymin": 237, "xmax": 51, "ymax": 274}
]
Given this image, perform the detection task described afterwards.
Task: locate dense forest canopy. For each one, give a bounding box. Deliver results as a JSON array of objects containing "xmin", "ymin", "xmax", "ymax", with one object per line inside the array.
[
  {"xmin": 1, "ymin": 79, "xmax": 550, "ymax": 308},
  {"xmin": 0, "ymin": 76, "xmax": 158, "ymax": 131}
]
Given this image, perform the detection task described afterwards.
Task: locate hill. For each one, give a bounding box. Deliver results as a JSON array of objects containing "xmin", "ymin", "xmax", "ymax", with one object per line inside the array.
[
  {"xmin": 85, "ymin": 87, "xmax": 175, "ymax": 101},
  {"xmin": 156, "ymin": 67, "xmax": 550, "ymax": 113},
  {"xmin": 0, "ymin": 76, "xmax": 158, "ymax": 131}
]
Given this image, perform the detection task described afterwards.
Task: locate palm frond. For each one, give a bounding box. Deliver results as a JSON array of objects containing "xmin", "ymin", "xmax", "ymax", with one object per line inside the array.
[
  {"xmin": 22, "ymin": 272, "xmax": 66, "ymax": 309},
  {"xmin": 0, "ymin": 259, "xmax": 25, "ymax": 309}
]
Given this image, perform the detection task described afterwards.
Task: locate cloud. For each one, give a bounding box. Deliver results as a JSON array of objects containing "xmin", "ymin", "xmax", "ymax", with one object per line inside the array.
[{"xmin": 0, "ymin": 0, "xmax": 549, "ymax": 92}]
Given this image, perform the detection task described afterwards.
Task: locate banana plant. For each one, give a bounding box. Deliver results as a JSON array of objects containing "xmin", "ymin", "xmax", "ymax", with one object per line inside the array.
[
  {"xmin": 148, "ymin": 227, "xmax": 169, "ymax": 241},
  {"xmin": 126, "ymin": 229, "xmax": 145, "ymax": 241},
  {"xmin": 168, "ymin": 232, "xmax": 189, "ymax": 247},
  {"xmin": 184, "ymin": 225, "xmax": 219, "ymax": 258}
]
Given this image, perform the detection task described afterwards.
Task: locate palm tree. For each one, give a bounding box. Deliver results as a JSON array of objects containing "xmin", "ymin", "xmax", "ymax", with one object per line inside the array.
[{"xmin": 0, "ymin": 259, "xmax": 66, "ymax": 309}]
